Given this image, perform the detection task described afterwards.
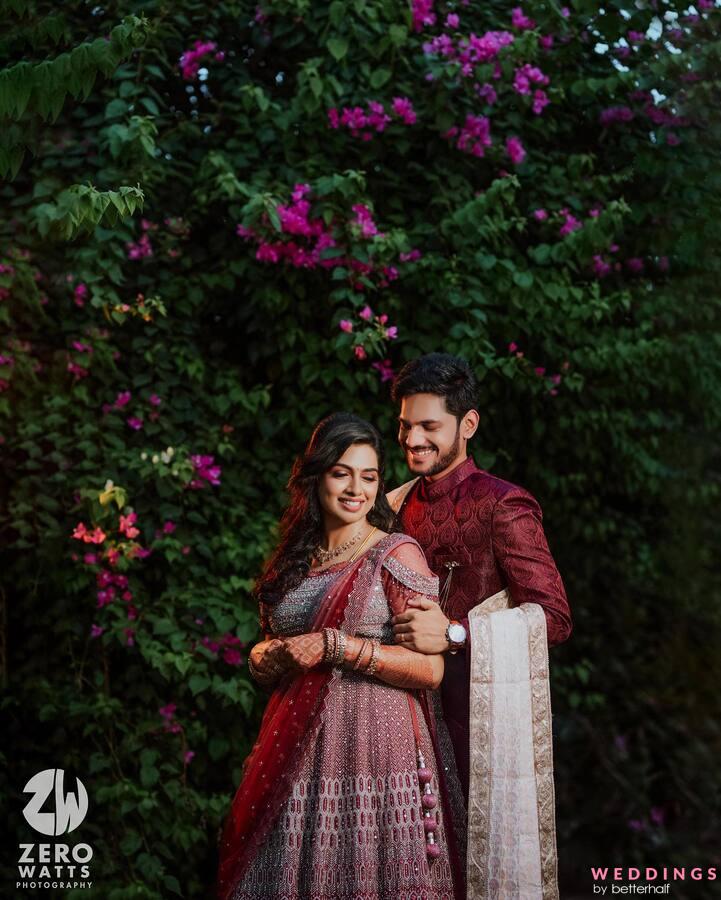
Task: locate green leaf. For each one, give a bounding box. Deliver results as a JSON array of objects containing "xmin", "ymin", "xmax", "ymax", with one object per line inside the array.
[
  {"xmin": 370, "ymin": 68, "xmax": 391, "ymax": 88},
  {"xmin": 327, "ymin": 37, "xmax": 349, "ymax": 61}
]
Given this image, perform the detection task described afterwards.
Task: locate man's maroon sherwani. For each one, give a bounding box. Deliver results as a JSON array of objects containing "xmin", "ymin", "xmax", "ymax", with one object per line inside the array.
[{"xmin": 397, "ymin": 456, "xmax": 572, "ymax": 799}]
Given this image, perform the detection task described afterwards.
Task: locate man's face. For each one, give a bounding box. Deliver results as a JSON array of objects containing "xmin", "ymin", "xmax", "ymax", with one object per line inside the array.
[{"xmin": 398, "ymin": 393, "xmax": 464, "ymax": 478}]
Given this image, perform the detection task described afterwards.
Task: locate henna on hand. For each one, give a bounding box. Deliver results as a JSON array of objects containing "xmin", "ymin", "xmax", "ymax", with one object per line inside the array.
[{"xmin": 277, "ymin": 632, "xmax": 325, "ymax": 674}]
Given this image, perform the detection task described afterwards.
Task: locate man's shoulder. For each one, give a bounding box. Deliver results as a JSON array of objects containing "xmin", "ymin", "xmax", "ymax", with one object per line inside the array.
[{"xmin": 464, "ymin": 468, "xmax": 531, "ymax": 502}]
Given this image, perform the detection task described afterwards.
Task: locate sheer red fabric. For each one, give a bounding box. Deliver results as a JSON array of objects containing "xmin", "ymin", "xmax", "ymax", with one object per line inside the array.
[{"xmin": 215, "ymin": 556, "xmax": 365, "ymax": 900}]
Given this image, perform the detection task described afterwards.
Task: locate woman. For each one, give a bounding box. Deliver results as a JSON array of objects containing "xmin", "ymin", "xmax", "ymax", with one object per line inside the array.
[{"xmin": 216, "ymin": 413, "xmax": 466, "ymax": 900}]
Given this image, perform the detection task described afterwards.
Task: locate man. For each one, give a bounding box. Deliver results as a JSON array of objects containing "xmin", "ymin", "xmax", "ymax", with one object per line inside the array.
[{"xmin": 387, "ymin": 353, "xmax": 571, "ymax": 899}]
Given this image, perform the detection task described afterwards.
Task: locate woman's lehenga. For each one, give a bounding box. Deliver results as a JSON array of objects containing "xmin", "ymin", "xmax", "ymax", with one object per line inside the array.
[{"xmin": 225, "ymin": 533, "xmax": 466, "ymax": 900}]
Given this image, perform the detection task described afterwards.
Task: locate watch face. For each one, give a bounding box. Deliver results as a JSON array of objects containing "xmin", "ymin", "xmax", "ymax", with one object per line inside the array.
[{"xmin": 448, "ymin": 623, "xmax": 466, "ymax": 643}]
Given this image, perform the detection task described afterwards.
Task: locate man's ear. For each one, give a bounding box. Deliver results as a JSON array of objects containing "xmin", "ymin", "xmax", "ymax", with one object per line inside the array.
[{"xmin": 462, "ymin": 409, "xmax": 480, "ymax": 440}]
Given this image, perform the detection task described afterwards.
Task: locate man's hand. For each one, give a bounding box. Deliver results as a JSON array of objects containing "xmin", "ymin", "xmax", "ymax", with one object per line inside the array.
[
  {"xmin": 276, "ymin": 633, "xmax": 325, "ymax": 674},
  {"xmin": 391, "ymin": 597, "xmax": 450, "ymax": 654}
]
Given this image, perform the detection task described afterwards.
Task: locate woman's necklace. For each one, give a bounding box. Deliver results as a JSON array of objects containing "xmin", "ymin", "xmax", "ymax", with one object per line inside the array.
[{"xmin": 313, "ymin": 526, "xmax": 364, "ymax": 564}]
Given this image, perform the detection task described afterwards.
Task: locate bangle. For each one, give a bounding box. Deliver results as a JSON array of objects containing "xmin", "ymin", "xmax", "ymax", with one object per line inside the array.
[
  {"xmin": 366, "ymin": 640, "xmax": 380, "ymax": 677},
  {"xmin": 336, "ymin": 630, "xmax": 347, "ymax": 665},
  {"xmin": 323, "ymin": 627, "xmax": 337, "ymax": 664},
  {"xmin": 353, "ymin": 639, "xmax": 370, "ymax": 671}
]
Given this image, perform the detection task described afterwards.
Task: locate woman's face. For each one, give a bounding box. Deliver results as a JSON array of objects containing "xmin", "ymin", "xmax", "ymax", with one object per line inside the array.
[{"xmin": 318, "ymin": 442, "xmax": 380, "ymax": 529}]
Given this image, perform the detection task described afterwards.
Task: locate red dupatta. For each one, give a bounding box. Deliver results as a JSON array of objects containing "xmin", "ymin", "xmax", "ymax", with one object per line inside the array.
[{"xmin": 215, "ymin": 553, "xmax": 367, "ymax": 900}]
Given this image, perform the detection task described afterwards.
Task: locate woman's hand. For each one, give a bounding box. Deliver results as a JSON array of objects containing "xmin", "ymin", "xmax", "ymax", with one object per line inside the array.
[
  {"xmin": 275, "ymin": 633, "xmax": 326, "ymax": 675},
  {"xmin": 249, "ymin": 638, "xmax": 289, "ymax": 684}
]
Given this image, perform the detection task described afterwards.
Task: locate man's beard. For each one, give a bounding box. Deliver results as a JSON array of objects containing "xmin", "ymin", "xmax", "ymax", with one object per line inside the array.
[{"xmin": 406, "ymin": 422, "xmax": 462, "ymax": 478}]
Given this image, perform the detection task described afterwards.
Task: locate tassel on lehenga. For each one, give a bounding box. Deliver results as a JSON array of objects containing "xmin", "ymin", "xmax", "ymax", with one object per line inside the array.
[{"xmin": 407, "ymin": 693, "xmax": 440, "ymax": 861}]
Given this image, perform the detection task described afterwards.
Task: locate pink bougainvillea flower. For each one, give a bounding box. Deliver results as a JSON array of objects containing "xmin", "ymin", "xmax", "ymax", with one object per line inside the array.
[
  {"xmin": 126, "ymin": 416, "xmax": 144, "ymax": 431},
  {"xmin": 550, "ymin": 374, "xmax": 562, "ymax": 386},
  {"xmin": 506, "ymin": 135, "xmax": 526, "ymax": 165},
  {"xmin": 189, "ymin": 454, "xmax": 222, "ymax": 488},
  {"xmin": 532, "ymin": 89, "xmax": 550, "ymax": 115},
  {"xmin": 74, "ymin": 283, "xmax": 88, "ymax": 307},
  {"xmin": 508, "ymin": 341, "xmax": 518, "ymax": 353},
  {"xmin": 351, "ymin": 204, "xmax": 383, "ymax": 238},
  {"xmin": 359, "ymin": 305, "xmax": 373, "ymax": 320},
  {"xmin": 385, "ymin": 325, "xmax": 398, "ymax": 340},
  {"xmin": 159, "ymin": 703, "xmax": 177, "ymax": 720},
  {"xmin": 84, "ymin": 552, "xmax": 98, "ymax": 565},
  {"xmin": 126, "ymin": 233, "xmax": 153, "ymax": 260},
  {"xmin": 73, "ymin": 523, "xmax": 107, "ymax": 544},
  {"xmin": 511, "ymin": 6, "xmax": 536, "ymax": 30},
  {"xmin": 534, "ymin": 366, "xmax": 546, "ymax": 376},
  {"xmin": 179, "ymin": 40, "xmax": 220, "ymax": 81},
  {"xmin": 90, "ymin": 624, "xmax": 104, "ymax": 638},
  {"xmin": 533, "ymin": 208, "xmax": 548, "ymax": 221},
  {"xmin": 476, "ymin": 83, "xmax": 497, "ymax": 105},
  {"xmin": 223, "ymin": 648, "xmax": 244, "ymax": 666},
  {"xmin": 148, "ymin": 393, "xmax": 162, "ymax": 406},
  {"xmin": 592, "ymin": 255, "xmax": 612, "ymax": 277},
  {"xmin": 399, "ymin": 249, "xmax": 422, "ymax": 262},
  {"xmin": 339, "ymin": 319, "xmax": 353, "ymax": 333},
  {"xmin": 600, "ymin": 106, "xmax": 635, "ymax": 127},
  {"xmin": 372, "ymin": 359, "xmax": 395, "ymax": 382},
  {"xmin": 445, "ymin": 13, "xmax": 459, "ymax": 28},
  {"xmin": 513, "ymin": 64, "xmax": 549, "ymax": 96},
  {"xmin": 119, "ymin": 512, "xmax": 140, "ymax": 539},
  {"xmin": 184, "ymin": 750, "xmax": 195, "ymax": 764},
  {"xmin": 114, "ymin": 390, "xmax": 132, "ymax": 408},
  {"xmin": 559, "ymin": 210, "xmax": 582, "ymax": 236},
  {"xmin": 391, "ymin": 96, "xmax": 417, "ymax": 125},
  {"xmin": 354, "ymin": 345, "xmax": 367, "ymax": 360},
  {"xmin": 412, "ymin": 0, "xmax": 436, "ymax": 31},
  {"xmin": 163, "ymin": 520, "xmax": 177, "ymax": 534}
]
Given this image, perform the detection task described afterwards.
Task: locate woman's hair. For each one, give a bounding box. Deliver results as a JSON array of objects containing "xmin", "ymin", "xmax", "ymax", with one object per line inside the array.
[
  {"xmin": 255, "ymin": 412, "xmax": 400, "ymax": 607},
  {"xmin": 391, "ymin": 352, "xmax": 478, "ymax": 421}
]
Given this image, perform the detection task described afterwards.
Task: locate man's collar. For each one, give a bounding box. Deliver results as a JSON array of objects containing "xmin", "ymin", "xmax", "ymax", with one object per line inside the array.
[{"xmin": 420, "ymin": 456, "xmax": 478, "ymax": 499}]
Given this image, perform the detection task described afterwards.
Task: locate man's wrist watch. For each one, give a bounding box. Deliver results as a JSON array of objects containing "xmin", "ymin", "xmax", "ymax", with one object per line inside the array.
[{"xmin": 445, "ymin": 620, "xmax": 467, "ymax": 655}]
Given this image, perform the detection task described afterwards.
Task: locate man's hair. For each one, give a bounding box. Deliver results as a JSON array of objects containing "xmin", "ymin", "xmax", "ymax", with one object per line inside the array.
[{"xmin": 391, "ymin": 353, "xmax": 478, "ymax": 420}]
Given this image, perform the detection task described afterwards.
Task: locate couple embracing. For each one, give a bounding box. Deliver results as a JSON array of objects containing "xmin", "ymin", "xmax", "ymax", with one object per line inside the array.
[{"xmin": 216, "ymin": 353, "xmax": 572, "ymax": 900}]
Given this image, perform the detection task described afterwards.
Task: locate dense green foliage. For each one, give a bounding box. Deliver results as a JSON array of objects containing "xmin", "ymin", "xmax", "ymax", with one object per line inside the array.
[{"xmin": 1, "ymin": 1, "xmax": 720, "ymax": 896}]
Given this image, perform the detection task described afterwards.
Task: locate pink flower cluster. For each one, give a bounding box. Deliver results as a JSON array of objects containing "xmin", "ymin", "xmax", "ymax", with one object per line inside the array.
[
  {"xmin": 352, "ymin": 204, "xmax": 384, "ymax": 238},
  {"xmin": 327, "ymin": 97, "xmax": 417, "ymax": 139},
  {"xmin": 423, "ymin": 30, "xmax": 515, "ymax": 78},
  {"xmin": 513, "ymin": 64, "xmax": 550, "ymax": 114},
  {"xmin": 238, "ymin": 183, "xmax": 338, "ymax": 270},
  {"xmin": 506, "ymin": 136, "xmax": 526, "ymax": 165},
  {"xmin": 198, "ymin": 632, "xmax": 246, "ymax": 666},
  {"xmin": 444, "ymin": 115, "xmax": 492, "ymax": 158},
  {"xmin": 507, "ymin": 342, "xmax": 563, "ymax": 396},
  {"xmin": 238, "ymin": 185, "xmax": 415, "ymax": 292},
  {"xmin": 189, "ymin": 454, "xmax": 222, "ymax": 489},
  {"xmin": 179, "ymin": 40, "xmax": 225, "ymax": 81},
  {"xmin": 126, "ymin": 233, "xmax": 153, "ymax": 261},
  {"xmin": 95, "ymin": 568, "xmax": 134, "ymax": 613},
  {"xmin": 412, "ymin": 0, "xmax": 436, "ymax": 32},
  {"xmin": 600, "ymin": 106, "xmax": 635, "ymax": 127},
  {"xmin": 511, "ymin": 7, "xmax": 536, "ymax": 30},
  {"xmin": 558, "ymin": 208, "xmax": 582, "ymax": 237},
  {"xmin": 73, "ymin": 522, "xmax": 107, "ymax": 544},
  {"xmin": 160, "ymin": 703, "xmax": 182, "ymax": 733}
]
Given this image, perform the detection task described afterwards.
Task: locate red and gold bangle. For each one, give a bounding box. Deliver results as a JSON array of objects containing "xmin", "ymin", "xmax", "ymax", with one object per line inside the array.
[{"xmin": 366, "ymin": 640, "xmax": 381, "ymax": 677}]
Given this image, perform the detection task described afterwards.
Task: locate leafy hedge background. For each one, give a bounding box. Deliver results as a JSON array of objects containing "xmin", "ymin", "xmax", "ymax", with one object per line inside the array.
[{"xmin": 1, "ymin": 0, "xmax": 720, "ymax": 897}]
